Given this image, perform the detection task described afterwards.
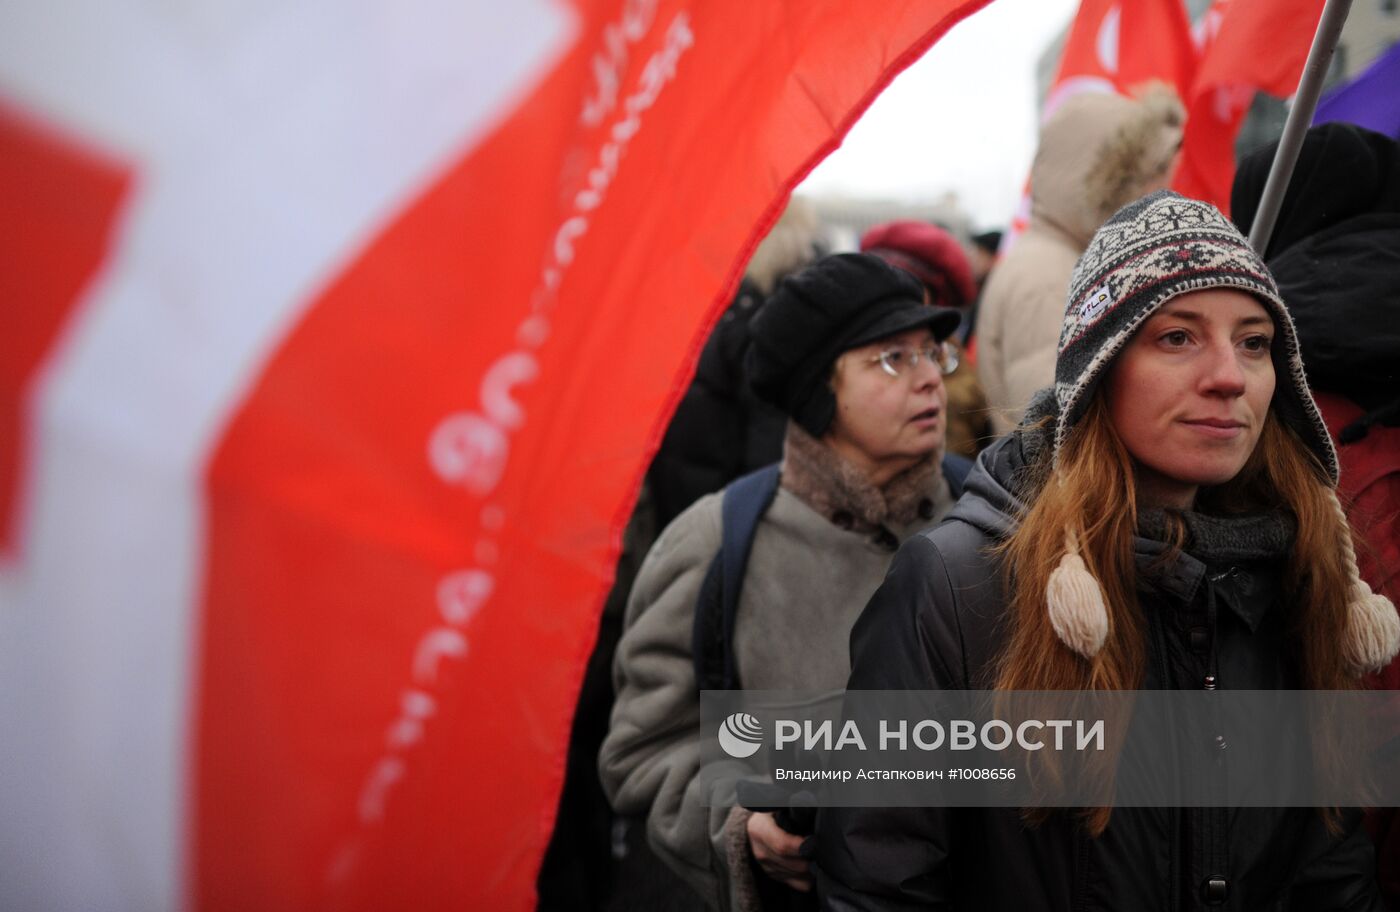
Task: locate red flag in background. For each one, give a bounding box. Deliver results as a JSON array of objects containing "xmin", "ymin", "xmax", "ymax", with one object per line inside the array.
[
  {"xmin": 1048, "ymin": 0, "xmax": 1195, "ymax": 112},
  {"xmin": 1173, "ymin": 0, "xmax": 1327, "ymax": 210},
  {"xmin": 0, "ymin": 1, "xmax": 990, "ymax": 910}
]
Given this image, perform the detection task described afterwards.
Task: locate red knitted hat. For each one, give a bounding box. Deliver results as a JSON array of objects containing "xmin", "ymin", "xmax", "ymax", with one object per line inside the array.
[{"xmin": 859, "ymin": 220, "xmax": 977, "ymax": 310}]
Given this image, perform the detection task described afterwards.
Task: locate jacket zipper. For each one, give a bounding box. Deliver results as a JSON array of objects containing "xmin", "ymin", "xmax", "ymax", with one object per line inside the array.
[
  {"xmin": 1148, "ymin": 606, "xmax": 1183, "ymax": 911},
  {"xmin": 1201, "ymin": 568, "xmax": 1235, "ymax": 909}
]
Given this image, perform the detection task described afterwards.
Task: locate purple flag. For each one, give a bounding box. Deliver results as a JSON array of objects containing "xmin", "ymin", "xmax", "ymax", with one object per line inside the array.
[{"xmin": 1314, "ymin": 42, "xmax": 1400, "ymax": 140}]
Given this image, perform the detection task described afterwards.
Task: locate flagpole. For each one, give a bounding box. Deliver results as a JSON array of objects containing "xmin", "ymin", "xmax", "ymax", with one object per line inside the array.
[{"xmin": 1247, "ymin": 0, "xmax": 1354, "ymax": 255}]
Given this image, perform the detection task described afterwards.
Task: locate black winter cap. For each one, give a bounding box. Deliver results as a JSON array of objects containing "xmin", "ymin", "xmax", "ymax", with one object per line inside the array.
[
  {"xmin": 972, "ymin": 230, "xmax": 1004, "ymax": 256},
  {"xmin": 746, "ymin": 252, "xmax": 960, "ymax": 437}
]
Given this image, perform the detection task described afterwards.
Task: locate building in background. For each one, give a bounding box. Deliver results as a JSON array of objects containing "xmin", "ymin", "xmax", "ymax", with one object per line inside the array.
[
  {"xmin": 801, "ymin": 192, "xmax": 976, "ymax": 251},
  {"xmin": 1332, "ymin": 0, "xmax": 1400, "ymax": 83}
]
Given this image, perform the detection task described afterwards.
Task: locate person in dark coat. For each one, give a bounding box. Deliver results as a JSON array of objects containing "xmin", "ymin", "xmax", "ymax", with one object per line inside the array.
[
  {"xmin": 1232, "ymin": 121, "xmax": 1400, "ymax": 907},
  {"xmin": 648, "ymin": 199, "xmax": 824, "ymax": 530},
  {"xmin": 967, "ymin": 230, "xmax": 1002, "ymax": 292},
  {"xmin": 1230, "ymin": 122, "xmax": 1400, "ymax": 615},
  {"xmin": 814, "ymin": 191, "xmax": 1400, "ymax": 911}
]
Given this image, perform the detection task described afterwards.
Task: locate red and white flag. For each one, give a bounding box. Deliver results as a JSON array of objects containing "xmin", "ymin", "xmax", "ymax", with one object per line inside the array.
[
  {"xmin": 1046, "ymin": 0, "xmax": 1195, "ymax": 115},
  {"xmin": 1002, "ymin": 0, "xmax": 1328, "ymax": 239},
  {"xmin": 1005, "ymin": 0, "xmax": 1195, "ymax": 246},
  {"xmin": 0, "ymin": 1, "xmax": 988, "ymax": 909}
]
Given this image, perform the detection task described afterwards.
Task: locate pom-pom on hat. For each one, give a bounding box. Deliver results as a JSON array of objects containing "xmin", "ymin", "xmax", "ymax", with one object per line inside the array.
[{"xmin": 746, "ymin": 253, "xmax": 960, "ymax": 438}]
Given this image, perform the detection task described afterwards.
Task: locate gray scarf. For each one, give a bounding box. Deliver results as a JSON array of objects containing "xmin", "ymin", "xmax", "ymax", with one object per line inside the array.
[{"xmin": 1137, "ymin": 508, "xmax": 1294, "ymax": 566}]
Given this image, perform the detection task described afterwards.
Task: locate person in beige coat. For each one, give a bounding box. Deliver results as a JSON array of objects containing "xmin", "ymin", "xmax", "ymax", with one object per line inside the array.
[
  {"xmin": 977, "ymin": 84, "xmax": 1184, "ymax": 434},
  {"xmin": 599, "ymin": 254, "xmax": 968, "ymax": 911}
]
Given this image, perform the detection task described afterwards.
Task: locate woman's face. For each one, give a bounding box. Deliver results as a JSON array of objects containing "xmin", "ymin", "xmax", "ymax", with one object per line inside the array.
[
  {"xmin": 1105, "ymin": 288, "xmax": 1276, "ymax": 509},
  {"xmin": 824, "ymin": 326, "xmax": 947, "ymax": 486}
]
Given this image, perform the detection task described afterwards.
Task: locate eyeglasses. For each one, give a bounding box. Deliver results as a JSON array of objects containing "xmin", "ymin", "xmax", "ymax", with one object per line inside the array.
[{"xmin": 866, "ymin": 341, "xmax": 959, "ymax": 378}]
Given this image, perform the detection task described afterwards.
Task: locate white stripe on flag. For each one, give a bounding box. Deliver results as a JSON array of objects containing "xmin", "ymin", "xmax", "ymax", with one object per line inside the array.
[{"xmin": 0, "ymin": 3, "xmax": 573, "ymax": 909}]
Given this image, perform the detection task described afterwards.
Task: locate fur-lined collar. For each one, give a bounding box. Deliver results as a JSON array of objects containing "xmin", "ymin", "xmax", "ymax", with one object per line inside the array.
[{"xmin": 781, "ymin": 422, "xmax": 948, "ymax": 534}]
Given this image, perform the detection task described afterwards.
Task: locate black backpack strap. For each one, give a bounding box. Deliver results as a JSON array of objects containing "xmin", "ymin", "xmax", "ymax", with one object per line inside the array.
[
  {"xmin": 692, "ymin": 463, "xmax": 782, "ymax": 691},
  {"xmin": 941, "ymin": 452, "xmax": 974, "ymax": 499}
]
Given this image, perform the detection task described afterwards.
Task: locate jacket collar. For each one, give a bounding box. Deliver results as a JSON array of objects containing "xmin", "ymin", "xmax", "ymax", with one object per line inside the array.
[{"xmin": 1134, "ymin": 510, "xmax": 1294, "ymax": 632}]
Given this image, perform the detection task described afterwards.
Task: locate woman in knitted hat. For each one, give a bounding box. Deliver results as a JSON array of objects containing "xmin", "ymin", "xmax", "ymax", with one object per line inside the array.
[
  {"xmin": 601, "ymin": 253, "xmax": 970, "ymax": 911},
  {"xmin": 815, "ymin": 191, "xmax": 1400, "ymax": 910}
]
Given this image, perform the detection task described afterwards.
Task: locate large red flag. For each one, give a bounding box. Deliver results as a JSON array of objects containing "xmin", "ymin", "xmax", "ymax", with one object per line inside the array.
[
  {"xmin": 1173, "ymin": 0, "xmax": 1327, "ymax": 211},
  {"xmin": 0, "ymin": 1, "xmax": 989, "ymax": 909}
]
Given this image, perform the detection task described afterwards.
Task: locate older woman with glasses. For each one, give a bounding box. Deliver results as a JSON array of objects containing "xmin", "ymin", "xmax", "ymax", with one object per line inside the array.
[{"xmin": 600, "ymin": 253, "xmax": 969, "ymax": 911}]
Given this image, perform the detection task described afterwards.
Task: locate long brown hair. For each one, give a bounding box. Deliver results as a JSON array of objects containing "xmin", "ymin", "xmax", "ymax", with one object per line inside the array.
[{"xmin": 994, "ymin": 394, "xmax": 1360, "ymax": 833}]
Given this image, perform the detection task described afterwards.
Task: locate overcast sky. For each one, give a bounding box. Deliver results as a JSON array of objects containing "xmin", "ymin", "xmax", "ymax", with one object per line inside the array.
[{"xmin": 798, "ymin": 0, "xmax": 1079, "ymax": 231}]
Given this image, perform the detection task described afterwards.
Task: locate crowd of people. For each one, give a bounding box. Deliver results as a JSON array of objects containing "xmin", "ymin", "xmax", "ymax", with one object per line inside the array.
[{"xmin": 539, "ymin": 110, "xmax": 1400, "ymax": 911}]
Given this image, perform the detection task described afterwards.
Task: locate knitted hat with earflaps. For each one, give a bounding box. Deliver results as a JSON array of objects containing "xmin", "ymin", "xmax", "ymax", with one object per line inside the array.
[{"xmin": 1040, "ymin": 190, "xmax": 1400, "ymax": 675}]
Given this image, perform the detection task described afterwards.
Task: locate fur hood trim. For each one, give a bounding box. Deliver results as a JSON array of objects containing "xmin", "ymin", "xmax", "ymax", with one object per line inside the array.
[
  {"xmin": 1087, "ymin": 84, "xmax": 1186, "ymax": 223},
  {"xmin": 1031, "ymin": 83, "xmax": 1185, "ymax": 246}
]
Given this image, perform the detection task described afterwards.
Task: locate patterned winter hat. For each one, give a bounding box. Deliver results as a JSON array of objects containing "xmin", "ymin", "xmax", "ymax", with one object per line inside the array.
[
  {"xmin": 1052, "ymin": 189, "xmax": 1336, "ymax": 481},
  {"xmin": 1042, "ymin": 190, "xmax": 1399, "ymax": 676}
]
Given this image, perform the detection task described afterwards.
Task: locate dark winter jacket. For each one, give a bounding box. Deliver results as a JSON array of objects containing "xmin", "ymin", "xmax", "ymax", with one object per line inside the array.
[
  {"xmin": 1265, "ymin": 214, "xmax": 1400, "ymax": 413},
  {"xmin": 1263, "ymin": 210, "xmax": 1400, "ymax": 630},
  {"xmin": 649, "ymin": 279, "xmax": 788, "ymax": 529},
  {"xmin": 814, "ymin": 426, "xmax": 1384, "ymax": 912}
]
